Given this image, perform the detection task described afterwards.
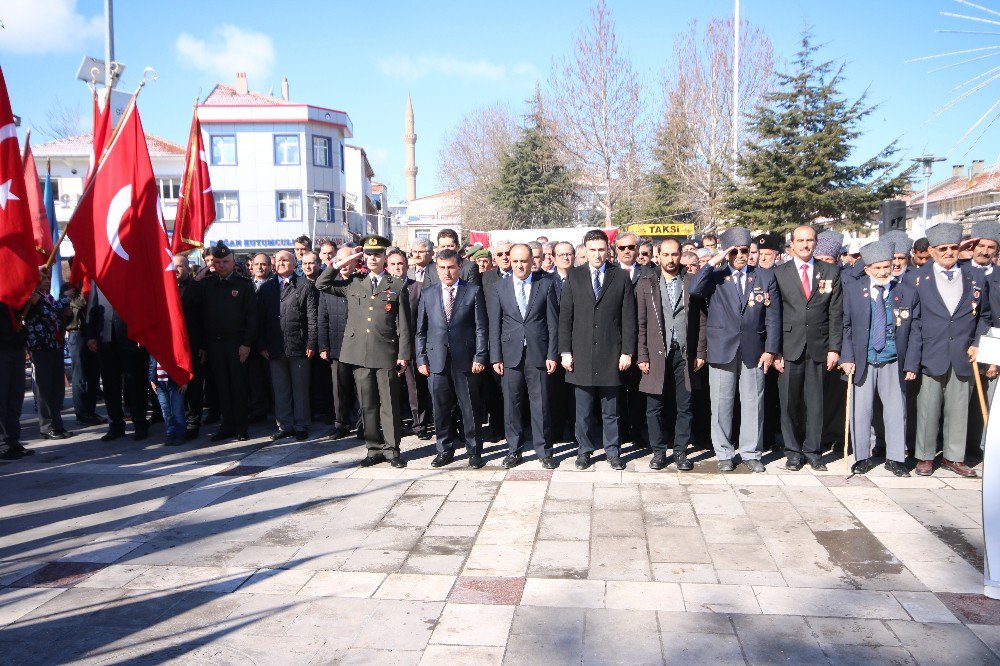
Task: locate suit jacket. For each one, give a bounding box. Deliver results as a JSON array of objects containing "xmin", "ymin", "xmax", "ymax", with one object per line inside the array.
[
  {"xmin": 257, "ymin": 274, "xmax": 317, "ymax": 358},
  {"xmin": 488, "ymin": 271, "xmax": 559, "ymax": 368},
  {"xmin": 904, "ymin": 262, "xmax": 990, "ymax": 378},
  {"xmin": 773, "ymin": 258, "xmax": 843, "ymax": 361},
  {"xmin": 558, "ymin": 263, "xmax": 638, "ymax": 387},
  {"xmin": 415, "ymin": 281, "xmax": 488, "ymax": 374},
  {"xmin": 841, "ymin": 277, "xmax": 921, "ymax": 385},
  {"xmin": 317, "ymin": 290, "xmax": 348, "ymax": 359},
  {"xmin": 689, "ymin": 263, "xmax": 782, "ymax": 367},
  {"xmin": 620, "ymin": 263, "xmax": 643, "ymax": 286},
  {"xmin": 315, "ymin": 267, "xmax": 413, "ymax": 368},
  {"xmin": 423, "ymin": 259, "xmax": 481, "ymax": 288},
  {"xmin": 635, "ymin": 272, "xmax": 707, "ymax": 394}
]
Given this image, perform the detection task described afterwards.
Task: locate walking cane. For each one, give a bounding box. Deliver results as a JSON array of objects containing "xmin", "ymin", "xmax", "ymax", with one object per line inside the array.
[
  {"xmin": 841, "ymin": 371, "xmax": 854, "ymax": 475},
  {"xmin": 973, "ymin": 360, "xmax": 989, "ymax": 429}
]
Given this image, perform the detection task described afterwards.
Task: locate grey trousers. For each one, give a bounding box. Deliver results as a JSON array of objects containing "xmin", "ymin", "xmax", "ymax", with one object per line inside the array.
[
  {"xmin": 916, "ymin": 369, "xmax": 970, "ymax": 462},
  {"xmin": 851, "ymin": 362, "xmax": 906, "ymax": 462},
  {"xmin": 708, "ymin": 357, "xmax": 765, "ymax": 461},
  {"xmin": 269, "ymin": 355, "xmax": 311, "ymax": 431}
]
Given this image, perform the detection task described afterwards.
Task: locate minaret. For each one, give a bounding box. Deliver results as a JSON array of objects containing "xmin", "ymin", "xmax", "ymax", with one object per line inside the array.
[{"xmin": 404, "ymin": 96, "xmax": 418, "ymax": 201}]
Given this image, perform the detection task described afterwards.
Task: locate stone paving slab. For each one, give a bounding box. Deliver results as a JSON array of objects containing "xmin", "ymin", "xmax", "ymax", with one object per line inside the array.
[{"xmin": 2, "ymin": 414, "xmax": 1000, "ymax": 664}]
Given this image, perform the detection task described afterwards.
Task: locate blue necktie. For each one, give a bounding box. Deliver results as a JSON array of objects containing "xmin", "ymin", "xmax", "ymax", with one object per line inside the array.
[
  {"xmin": 734, "ymin": 271, "xmax": 744, "ymax": 302},
  {"xmin": 593, "ymin": 269, "xmax": 601, "ymax": 298},
  {"xmin": 943, "ymin": 269, "xmax": 954, "ymax": 281},
  {"xmin": 872, "ymin": 285, "xmax": 886, "ymax": 352},
  {"xmin": 517, "ymin": 280, "xmax": 528, "ymax": 318}
]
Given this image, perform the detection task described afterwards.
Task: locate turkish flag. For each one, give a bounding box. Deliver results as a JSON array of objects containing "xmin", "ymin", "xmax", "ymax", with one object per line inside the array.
[
  {"xmin": 67, "ymin": 96, "xmax": 193, "ymax": 385},
  {"xmin": 171, "ymin": 110, "xmax": 215, "ymax": 254},
  {"xmin": 86, "ymin": 88, "xmax": 111, "ymax": 182},
  {"xmin": 22, "ymin": 135, "xmax": 53, "ymax": 262},
  {"xmin": 0, "ymin": 67, "xmax": 40, "ymax": 308}
]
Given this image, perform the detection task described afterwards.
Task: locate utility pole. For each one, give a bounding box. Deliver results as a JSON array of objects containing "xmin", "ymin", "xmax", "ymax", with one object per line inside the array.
[
  {"xmin": 911, "ymin": 154, "xmax": 945, "ymax": 236},
  {"xmin": 732, "ymin": 0, "xmax": 740, "ymax": 177},
  {"xmin": 104, "ymin": 0, "xmax": 115, "ymax": 89}
]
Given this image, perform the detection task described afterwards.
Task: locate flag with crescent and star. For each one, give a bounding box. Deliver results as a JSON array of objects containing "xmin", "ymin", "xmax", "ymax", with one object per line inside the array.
[
  {"xmin": 170, "ymin": 108, "xmax": 215, "ymax": 254},
  {"xmin": 0, "ymin": 66, "xmax": 41, "ymax": 309},
  {"xmin": 66, "ymin": 93, "xmax": 193, "ymax": 385}
]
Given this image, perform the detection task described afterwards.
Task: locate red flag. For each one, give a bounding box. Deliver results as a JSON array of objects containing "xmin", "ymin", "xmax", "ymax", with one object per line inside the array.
[
  {"xmin": 171, "ymin": 109, "xmax": 215, "ymax": 254},
  {"xmin": 86, "ymin": 89, "xmax": 111, "ymax": 182},
  {"xmin": 67, "ymin": 95, "xmax": 193, "ymax": 385},
  {"xmin": 22, "ymin": 136, "xmax": 52, "ymax": 262},
  {"xmin": 0, "ymin": 67, "xmax": 40, "ymax": 308}
]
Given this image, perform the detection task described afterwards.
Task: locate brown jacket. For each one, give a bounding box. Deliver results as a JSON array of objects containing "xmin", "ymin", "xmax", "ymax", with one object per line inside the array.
[{"xmin": 636, "ymin": 272, "xmax": 707, "ymax": 394}]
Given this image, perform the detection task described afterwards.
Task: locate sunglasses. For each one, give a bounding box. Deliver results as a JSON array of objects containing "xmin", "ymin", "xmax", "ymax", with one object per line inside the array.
[
  {"xmin": 730, "ymin": 248, "xmax": 750, "ymax": 255},
  {"xmin": 638, "ymin": 251, "xmax": 651, "ymax": 256},
  {"xmin": 936, "ymin": 245, "xmax": 960, "ymax": 252},
  {"xmin": 617, "ymin": 245, "xmax": 636, "ymax": 251},
  {"xmin": 495, "ymin": 251, "xmax": 509, "ymax": 256}
]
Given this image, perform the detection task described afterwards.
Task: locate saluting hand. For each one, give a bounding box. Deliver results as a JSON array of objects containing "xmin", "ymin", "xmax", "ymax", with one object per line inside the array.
[{"xmin": 709, "ymin": 247, "xmax": 736, "ymax": 268}]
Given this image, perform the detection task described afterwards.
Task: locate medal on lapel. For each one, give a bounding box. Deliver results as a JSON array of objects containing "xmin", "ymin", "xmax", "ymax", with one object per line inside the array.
[{"xmin": 231, "ymin": 290, "xmax": 239, "ymax": 298}]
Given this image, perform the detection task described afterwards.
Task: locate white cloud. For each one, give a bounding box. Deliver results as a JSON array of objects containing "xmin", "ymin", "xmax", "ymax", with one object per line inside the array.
[
  {"xmin": 0, "ymin": 0, "xmax": 102, "ymax": 54},
  {"xmin": 175, "ymin": 25, "xmax": 275, "ymax": 83},
  {"xmin": 375, "ymin": 54, "xmax": 537, "ymax": 82}
]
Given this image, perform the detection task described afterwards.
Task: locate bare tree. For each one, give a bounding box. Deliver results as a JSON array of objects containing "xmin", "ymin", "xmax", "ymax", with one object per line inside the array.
[
  {"xmin": 437, "ymin": 103, "xmax": 519, "ymax": 231},
  {"xmin": 546, "ymin": 0, "xmax": 647, "ymax": 227},
  {"xmin": 654, "ymin": 17, "xmax": 773, "ymax": 232},
  {"xmin": 37, "ymin": 98, "xmax": 87, "ymax": 140}
]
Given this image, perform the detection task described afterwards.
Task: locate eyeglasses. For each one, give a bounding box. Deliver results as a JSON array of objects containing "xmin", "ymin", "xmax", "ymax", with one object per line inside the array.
[
  {"xmin": 495, "ymin": 251, "xmax": 509, "ymax": 257},
  {"xmin": 731, "ymin": 248, "xmax": 750, "ymax": 255},
  {"xmin": 937, "ymin": 244, "xmax": 960, "ymax": 252},
  {"xmin": 638, "ymin": 251, "xmax": 651, "ymax": 257},
  {"xmin": 617, "ymin": 245, "xmax": 636, "ymax": 251}
]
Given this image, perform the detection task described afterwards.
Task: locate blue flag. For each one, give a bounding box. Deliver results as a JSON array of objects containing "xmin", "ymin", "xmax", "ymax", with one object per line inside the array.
[{"xmin": 43, "ymin": 172, "xmax": 62, "ymax": 299}]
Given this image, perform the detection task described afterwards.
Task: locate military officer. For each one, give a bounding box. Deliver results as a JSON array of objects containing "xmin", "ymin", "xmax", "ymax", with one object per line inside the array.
[
  {"xmin": 316, "ymin": 235, "xmax": 413, "ymax": 467},
  {"xmin": 194, "ymin": 242, "xmax": 258, "ymax": 442}
]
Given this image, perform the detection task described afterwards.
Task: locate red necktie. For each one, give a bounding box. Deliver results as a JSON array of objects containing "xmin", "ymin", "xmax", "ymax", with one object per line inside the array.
[{"xmin": 801, "ymin": 264, "xmax": 812, "ymax": 299}]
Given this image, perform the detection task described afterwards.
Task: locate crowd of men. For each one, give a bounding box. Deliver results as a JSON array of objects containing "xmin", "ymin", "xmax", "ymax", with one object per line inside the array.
[{"xmin": 0, "ymin": 222, "xmax": 996, "ymax": 480}]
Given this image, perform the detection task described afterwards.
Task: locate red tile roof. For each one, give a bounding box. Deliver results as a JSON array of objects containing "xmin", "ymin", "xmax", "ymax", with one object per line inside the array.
[
  {"xmin": 202, "ymin": 83, "xmax": 295, "ymax": 107},
  {"xmin": 904, "ymin": 167, "xmax": 1000, "ymax": 205},
  {"xmin": 33, "ymin": 133, "xmax": 185, "ymax": 158}
]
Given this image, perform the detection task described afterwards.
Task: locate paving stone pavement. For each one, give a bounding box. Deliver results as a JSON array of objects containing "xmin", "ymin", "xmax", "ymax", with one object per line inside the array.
[{"xmin": 2, "ymin": 413, "xmax": 1000, "ymax": 664}]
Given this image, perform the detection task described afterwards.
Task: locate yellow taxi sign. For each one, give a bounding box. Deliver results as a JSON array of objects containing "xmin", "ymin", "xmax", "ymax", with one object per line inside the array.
[{"xmin": 623, "ymin": 223, "xmax": 695, "ymax": 237}]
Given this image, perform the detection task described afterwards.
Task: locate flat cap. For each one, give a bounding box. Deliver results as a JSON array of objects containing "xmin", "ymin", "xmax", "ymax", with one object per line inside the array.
[
  {"xmin": 719, "ymin": 226, "xmax": 751, "ymax": 249},
  {"xmin": 815, "ymin": 231, "xmax": 844, "ymax": 259},
  {"xmin": 925, "ymin": 222, "xmax": 962, "ymax": 248},
  {"xmin": 360, "ymin": 235, "xmax": 391, "ymax": 253},
  {"xmin": 753, "ymin": 233, "xmax": 783, "ymax": 251},
  {"xmin": 209, "ymin": 241, "xmax": 231, "ymax": 258},
  {"xmin": 881, "ymin": 230, "xmax": 913, "ymax": 256},
  {"xmin": 972, "ymin": 220, "xmax": 1000, "ymax": 244},
  {"xmin": 860, "ymin": 239, "xmax": 894, "ymax": 265}
]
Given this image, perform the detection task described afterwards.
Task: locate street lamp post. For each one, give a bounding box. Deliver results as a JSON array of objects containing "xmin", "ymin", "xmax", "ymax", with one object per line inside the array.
[
  {"xmin": 911, "ymin": 154, "xmax": 946, "ymax": 236},
  {"xmin": 306, "ymin": 192, "xmax": 331, "ymax": 247}
]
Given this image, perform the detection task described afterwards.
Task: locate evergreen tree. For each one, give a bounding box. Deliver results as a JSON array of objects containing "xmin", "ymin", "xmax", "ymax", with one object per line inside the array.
[
  {"xmin": 726, "ymin": 34, "xmax": 913, "ymax": 233},
  {"xmin": 490, "ymin": 98, "xmax": 576, "ymax": 229},
  {"xmin": 641, "ymin": 121, "xmax": 694, "ymax": 224}
]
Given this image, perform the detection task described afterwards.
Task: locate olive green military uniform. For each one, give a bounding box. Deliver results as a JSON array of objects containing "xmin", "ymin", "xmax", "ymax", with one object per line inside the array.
[
  {"xmin": 315, "ymin": 266, "xmax": 413, "ymax": 456},
  {"xmin": 194, "ymin": 271, "xmax": 258, "ymax": 437}
]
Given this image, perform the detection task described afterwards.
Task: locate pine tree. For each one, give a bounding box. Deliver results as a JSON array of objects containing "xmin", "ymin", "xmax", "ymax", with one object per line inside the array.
[
  {"xmin": 641, "ymin": 121, "xmax": 694, "ymax": 224},
  {"xmin": 490, "ymin": 98, "xmax": 576, "ymax": 229},
  {"xmin": 726, "ymin": 33, "xmax": 913, "ymax": 233}
]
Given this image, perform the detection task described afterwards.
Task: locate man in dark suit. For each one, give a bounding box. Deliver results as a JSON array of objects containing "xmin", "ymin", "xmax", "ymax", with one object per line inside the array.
[
  {"xmin": 391, "ymin": 248, "xmax": 431, "ymax": 439},
  {"xmin": 415, "ymin": 249, "xmax": 489, "ymax": 468},
  {"xmin": 614, "ymin": 232, "xmax": 648, "ymax": 450},
  {"xmin": 559, "ymin": 229, "xmax": 638, "ymax": 470},
  {"xmin": 772, "ymin": 225, "xmax": 844, "ymax": 471},
  {"xmin": 636, "ymin": 238, "xmax": 707, "ymax": 471},
  {"xmin": 548, "ymin": 241, "xmax": 576, "ymax": 444},
  {"xmin": 840, "ymin": 239, "xmax": 919, "ymax": 477},
  {"xmin": 906, "ymin": 222, "xmax": 990, "ymax": 477},
  {"xmin": 690, "ymin": 227, "xmax": 781, "ymax": 472},
  {"xmin": 481, "ymin": 239, "xmax": 513, "ymax": 441},
  {"xmin": 489, "ymin": 243, "xmax": 560, "ymax": 469},
  {"xmin": 257, "ymin": 250, "xmax": 317, "ymax": 441},
  {"xmin": 423, "ymin": 228, "xmax": 481, "ymax": 287},
  {"xmin": 318, "ymin": 246, "xmax": 360, "ymax": 439}
]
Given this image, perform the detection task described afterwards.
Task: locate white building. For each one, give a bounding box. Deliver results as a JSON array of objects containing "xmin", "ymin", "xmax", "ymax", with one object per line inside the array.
[
  {"xmin": 343, "ymin": 144, "xmax": 377, "ymax": 238},
  {"xmin": 197, "ymin": 73, "xmax": 354, "ymax": 252},
  {"xmin": 390, "ymin": 189, "xmax": 463, "ymax": 251}
]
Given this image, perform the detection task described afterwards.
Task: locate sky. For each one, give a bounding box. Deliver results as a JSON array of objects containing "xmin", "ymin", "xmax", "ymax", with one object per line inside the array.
[{"xmin": 3, "ymin": 0, "xmax": 1000, "ymax": 203}]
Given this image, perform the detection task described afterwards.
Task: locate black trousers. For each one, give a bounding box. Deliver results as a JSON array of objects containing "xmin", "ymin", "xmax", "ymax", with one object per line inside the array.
[
  {"xmin": 246, "ymin": 353, "xmax": 272, "ymax": 420},
  {"xmin": 762, "ymin": 367, "xmax": 781, "ymax": 448},
  {"xmin": 309, "ymin": 354, "xmax": 333, "ymax": 421},
  {"xmin": 429, "ymin": 357, "xmax": 481, "ymax": 455},
  {"xmin": 574, "ymin": 385, "xmax": 620, "ymax": 458},
  {"xmin": 184, "ymin": 353, "xmax": 204, "ymax": 431},
  {"xmin": 645, "ymin": 347, "xmax": 692, "ymax": 454},
  {"xmin": 503, "ymin": 361, "xmax": 551, "ymax": 458},
  {"xmin": 548, "ymin": 366, "xmax": 576, "ymax": 443},
  {"xmin": 353, "ymin": 365, "xmax": 403, "ymax": 454},
  {"xmin": 206, "ymin": 338, "xmax": 249, "ymax": 434},
  {"xmin": 30, "ymin": 347, "xmax": 66, "ymax": 434},
  {"xmin": 404, "ymin": 363, "xmax": 431, "ymax": 430},
  {"xmin": 68, "ymin": 331, "xmax": 99, "ymax": 418},
  {"xmin": 331, "ymin": 358, "xmax": 359, "ymax": 429},
  {"xmin": 779, "ymin": 355, "xmax": 825, "ymax": 463},
  {"xmin": 0, "ymin": 347, "xmax": 24, "ymax": 444},
  {"xmin": 620, "ymin": 367, "xmax": 647, "ymax": 446},
  {"xmin": 99, "ymin": 341, "xmax": 149, "ymax": 434}
]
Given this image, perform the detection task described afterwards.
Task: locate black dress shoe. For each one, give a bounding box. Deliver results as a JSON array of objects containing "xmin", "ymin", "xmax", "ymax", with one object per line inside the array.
[
  {"xmin": 809, "ymin": 460, "xmax": 828, "ymax": 472},
  {"xmin": 416, "ymin": 428, "xmax": 433, "ymax": 440},
  {"xmin": 271, "ymin": 430, "xmax": 294, "ymax": 441},
  {"xmin": 541, "ymin": 456, "xmax": 558, "ymax": 470},
  {"xmin": 185, "ymin": 429, "xmax": 200, "ymax": 441},
  {"xmin": 329, "ymin": 425, "xmax": 351, "ymax": 439},
  {"xmin": 10, "ymin": 443, "xmax": 33, "ymax": 457},
  {"xmin": 40, "ymin": 431, "xmax": 64, "ymax": 440},
  {"xmin": 743, "ymin": 459, "xmax": 766, "ymax": 473},
  {"xmin": 718, "ymin": 459, "xmax": 735, "ymax": 472},
  {"xmin": 851, "ymin": 458, "xmax": 876, "ymax": 475},
  {"xmin": 210, "ymin": 430, "xmax": 234, "ymax": 443},
  {"xmin": 675, "ymin": 452, "xmax": 694, "ymax": 472},
  {"xmin": 1, "ymin": 444, "xmax": 23, "ymax": 460},
  {"xmin": 236, "ymin": 431, "xmax": 249, "ymax": 441},
  {"xmin": 467, "ymin": 453, "xmax": 483, "ymax": 469},
  {"xmin": 501, "ymin": 453, "xmax": 522, "ymax": 469},
  {"xmin": 388, "ymin": 456, "xmax": 406, "ymax": 469},
  {"xmin": 101, "ymin": 430, "xmax": 126, "ymax": 442},
  {"xmin": 885, "ymin": 460, "xmax": 911, "ymax": 477},
  {"xmin": 607, "ymin": 456, "xmax": 626, "ymax": 471},
  {"xmin": 133, "ymin": 429, "xmax": 149, "ymax": 442},
  {"xmin": 359, "ymin": 453, "xmax": 386, "ymax": 467},
  {"xmin": 784, "ymin": 458, "xmax": 803, "ymax": 472},
  {"xmin": 575, "ymin": 454, "xmax": 590, "ymax": 470},
  {"xmin": 649, "ymin": 451, "xmax": 668, "ymax": 470},
  {"xmin": 431, "ymin": 452, "xmax": 454, "ymax": 468},
  {"xmin": 294, "ymin": 430, "xmax": 309, "ymax": 441}
]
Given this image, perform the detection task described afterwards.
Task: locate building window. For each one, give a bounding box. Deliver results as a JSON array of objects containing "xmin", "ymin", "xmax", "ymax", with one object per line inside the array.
[
  {"xmin": 277, "ymin": 191, "xmax": 302, "ymax": 221},
  {"xmin": 215, "ymin": 191, "xmax": 239, "ymax": 222},
  {"xmin": 340, "ymin": 142, "xmax": 346, "ymax": 173},
  {"xmin": 314, "ymin": 191, "xmax": 334, "ymax": 221},
  {"xmin": 210, "ymin": 135, "xmax": 236, "ymax": 165},
  {"xmin": 313, "ymin": 136, "xmax": 332, "ymax": 167},
  {"xmin": 274, "ymin": 135, "xmax": 300, "ymax": 166},
  {"xmin": 414, "ymin": 228, "xmax": 431, "ymax": 241},
  {"xmin": 341, "ymin": 194, "xmax": 347, "ymax": 223},
  {"xmin": 157, "ymin": 177, "xmax": 181, "ymax": 200}
]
